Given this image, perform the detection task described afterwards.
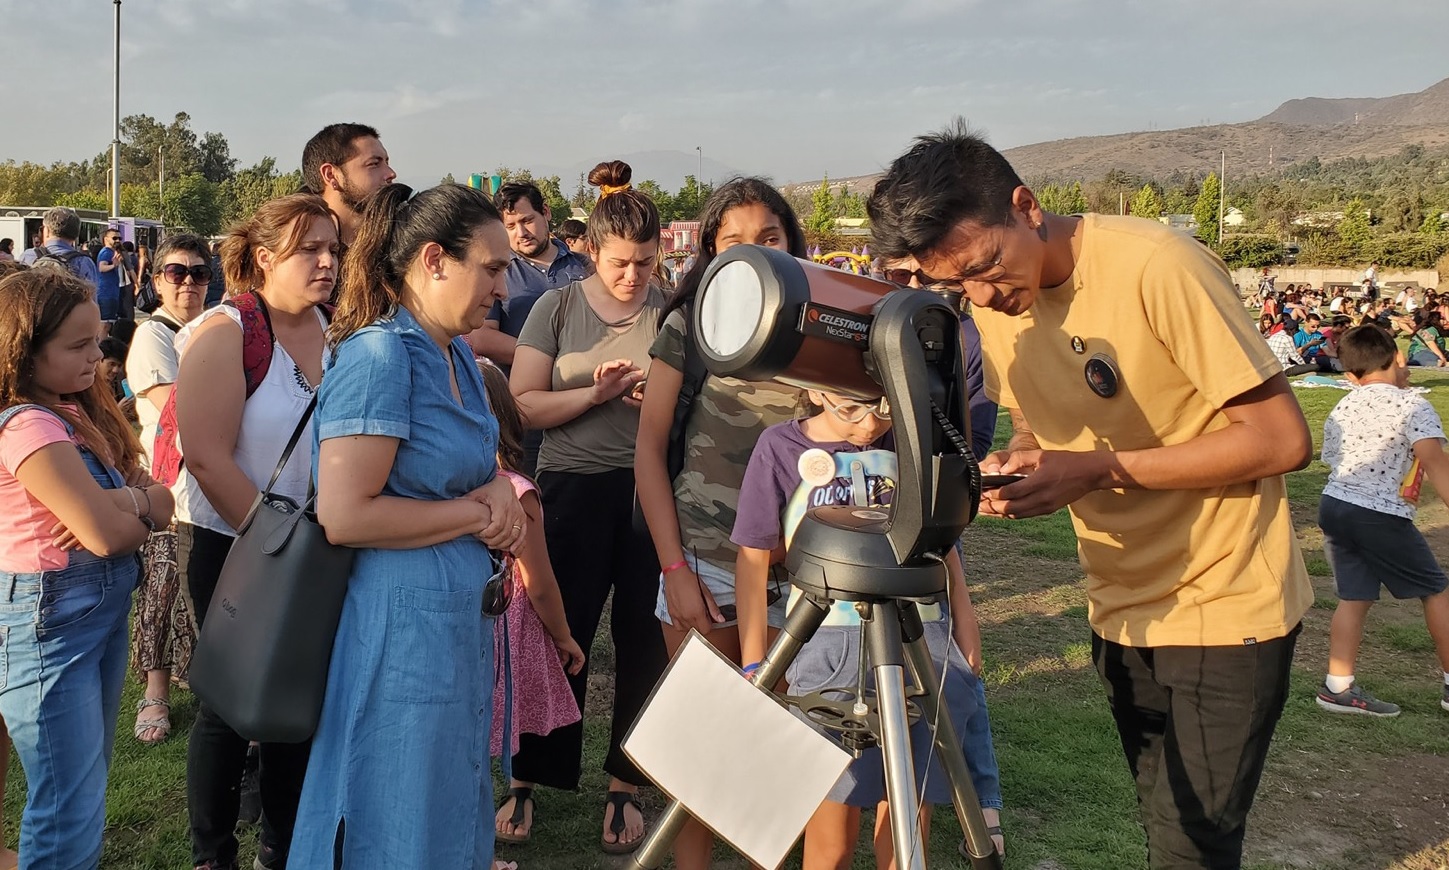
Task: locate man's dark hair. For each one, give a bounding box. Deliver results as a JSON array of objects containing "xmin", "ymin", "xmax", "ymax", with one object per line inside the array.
[
  {"xmin": 301, "ymin": 123, "xmax": 381, "ymax": 193},
  {"xmin": 558, "ymin": 218, "xmax": 587, "ymax": 241},
  {"xmin": 1305, "ymin": 313, "xmax": 1321, "ymax": 325},
  {"xmin": 494, "ymin": 182, "xmax": 546, "ymax": 217},
  {"xmin": 867, "ymin": 119, "xmax": 1025, "ymax": 260},
  {"xmin": 1337, "ymin": 324, "xmax": 1398, "ymax": 377}
]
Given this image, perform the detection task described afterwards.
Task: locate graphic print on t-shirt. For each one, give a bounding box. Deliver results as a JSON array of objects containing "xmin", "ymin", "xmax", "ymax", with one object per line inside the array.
[{"xmin": 781, "ymin": 449, "xmax": 897, "ymax": 547}]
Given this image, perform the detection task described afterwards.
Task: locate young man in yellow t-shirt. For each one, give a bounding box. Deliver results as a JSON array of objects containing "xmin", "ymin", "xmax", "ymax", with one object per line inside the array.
[{"xmin": 867, "ymin": 123, "xmax": 1314, "ymax": 870}]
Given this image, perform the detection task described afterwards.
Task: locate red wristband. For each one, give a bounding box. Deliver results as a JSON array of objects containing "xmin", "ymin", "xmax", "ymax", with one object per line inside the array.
[{"xmin": 661, "ymin": 559, "xmax": 688, "ymax": 575}]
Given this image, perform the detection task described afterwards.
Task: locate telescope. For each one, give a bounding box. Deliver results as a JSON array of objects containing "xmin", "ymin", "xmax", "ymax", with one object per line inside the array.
[{"xmin": 630, "ymin": 246, "xmax": 1001, "ymax": 870}]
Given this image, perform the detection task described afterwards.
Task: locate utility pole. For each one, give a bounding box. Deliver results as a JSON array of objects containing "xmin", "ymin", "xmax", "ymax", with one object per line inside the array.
[
  {"xmin": 158, "ymin": 147, "xmax": 164, "ymax": 226},
  {"xmin": 1217, "ymin": 151, "xmax": 1226, "ymax": 245},
  {"xmin": 696, "ymin": 145, "xmax": 703, "ymax": 199},
  {"xmin": 111, "ymin": 0, "xmax": 122, "ymax": 219}
]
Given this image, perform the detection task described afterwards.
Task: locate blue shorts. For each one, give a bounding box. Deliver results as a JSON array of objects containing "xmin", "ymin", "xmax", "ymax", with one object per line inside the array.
[
  {"xmin": 785, "ymin": 617, "xmax": 1002, "ymax": 809},
  {"xmin": 97, "ymin": 294, "xmax": 120, "ymax": 323},
  {"xmin": 655, "ymin": 551, "xmax": 789, "ymax": 629}
]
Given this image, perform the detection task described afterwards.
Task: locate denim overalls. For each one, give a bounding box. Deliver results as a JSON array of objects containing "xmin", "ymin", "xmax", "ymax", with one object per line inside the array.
[{"xmin": 0, "ymin": 405, "xmax": 139, "ymax": 870}]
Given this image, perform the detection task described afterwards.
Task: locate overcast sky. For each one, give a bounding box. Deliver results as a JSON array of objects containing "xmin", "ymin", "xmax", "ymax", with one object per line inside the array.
[{"xmin": 3, "ymin": 0, "xmax": 1446, "ymax": 188}]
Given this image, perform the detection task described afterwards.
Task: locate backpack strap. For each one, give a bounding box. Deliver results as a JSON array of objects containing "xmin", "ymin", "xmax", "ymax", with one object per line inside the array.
[
  {"xmin": 225, "ymin": 292, "xmax": 276, "ymax": 399},
  {"xmin": 148, "ymin": 310, "xmax": 185, "ymax": 334},
  {"xmin": 666, "ymin": 302, "xmax": 709, "ymax": 480}
]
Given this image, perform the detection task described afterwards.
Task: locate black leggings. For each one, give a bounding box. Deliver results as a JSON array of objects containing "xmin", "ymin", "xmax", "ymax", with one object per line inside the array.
[
  {"xmin": 510, "ymin": 468, "xmax": 668, "ymax": 790},
  {"xmin": 179, "ymin": 522, "xmax": 311, "ymax": 865}
]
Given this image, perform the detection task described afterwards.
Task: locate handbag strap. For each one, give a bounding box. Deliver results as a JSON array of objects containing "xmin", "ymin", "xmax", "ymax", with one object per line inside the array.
[{"xmin": 261, "ymin": 395, "xmax": 318, "ymax": 496}]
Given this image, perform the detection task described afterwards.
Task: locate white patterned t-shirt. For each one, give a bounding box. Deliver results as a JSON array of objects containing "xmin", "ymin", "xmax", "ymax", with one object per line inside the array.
[{"xmin": 1322, "ymin": 383, "xmax": 1446, "ymax": 519}]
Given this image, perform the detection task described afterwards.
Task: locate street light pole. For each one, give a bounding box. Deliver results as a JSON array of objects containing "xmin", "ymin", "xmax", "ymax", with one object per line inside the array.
[
  {"xmin": 111, "ymin": 0, "xmax": 122, "ymax": 219},
  {"xmin": 1217, "ymin": 150, "xmax": 1226, "ymax": 245},
  {"xmin": 696, "ymin": 145, "xmax": 702, "ymax": 197},
  {"xmin": 158, "ymin": 147, "xmax": 164, "ymax": 226}
]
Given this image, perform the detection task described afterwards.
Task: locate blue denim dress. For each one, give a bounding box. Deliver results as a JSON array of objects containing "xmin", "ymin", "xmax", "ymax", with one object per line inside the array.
[
  {"xmin": 0, "ymin": 404, "xmax": 138, "ymax": 870},
  {"xmin": 290, "ymin": 308, "xmax": 501, "ymax": 868}
]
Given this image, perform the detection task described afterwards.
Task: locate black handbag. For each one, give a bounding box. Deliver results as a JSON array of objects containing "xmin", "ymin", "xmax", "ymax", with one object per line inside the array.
[
  {"xmin": 188, "ymin": 395, "xmax": 355, "ymax": 743},
  {"xmin": 136, "ymin": 276, "xmax": 160, "ymax": 314}
]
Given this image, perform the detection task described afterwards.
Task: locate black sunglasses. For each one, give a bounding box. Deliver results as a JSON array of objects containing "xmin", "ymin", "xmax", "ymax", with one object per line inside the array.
[
  {"xmin": 482, "ymin": 552, "xmax": 516, "ymax": 618},
  {"xmin": 159, "ymin": 263, "xmax": 214, "ymax": 285}
]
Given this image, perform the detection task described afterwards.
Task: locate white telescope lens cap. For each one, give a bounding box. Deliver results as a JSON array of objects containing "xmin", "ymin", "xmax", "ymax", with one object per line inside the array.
[{"xmin": 699, "ymin": 260, "xmax": 764, "ymax": 357}]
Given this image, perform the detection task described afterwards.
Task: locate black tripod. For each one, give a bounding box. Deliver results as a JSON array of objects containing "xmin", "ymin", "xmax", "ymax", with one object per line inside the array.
[
  {"xmin": 630, "ymin": 287, "xmax": 1002, "ymax": 869},
  {"xmin": 628, "ymin": 568, "xmax": 1002, "ymax": 869}
]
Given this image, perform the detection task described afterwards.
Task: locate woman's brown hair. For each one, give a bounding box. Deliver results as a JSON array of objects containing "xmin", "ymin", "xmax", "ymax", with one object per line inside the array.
[
  {"xmin": 332, "ymin": 183, "xmax": 502, "ymax": 345},
  {"xmin": 220, "ymin": 193, "xmax": 335, "ymax": 294},
  {"xmin": 477, "ymin": 360, "xmax": 525, "ymax": 476},
  {"xmin": 585, "ymin": 160, "xmax": 660, "ymax": 252},
  {"xmin": 0, "ymin": 270, "xmax": 143, "ymax": 474}
]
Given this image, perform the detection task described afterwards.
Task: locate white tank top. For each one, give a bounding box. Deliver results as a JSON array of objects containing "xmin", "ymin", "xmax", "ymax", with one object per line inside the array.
[{"xmin": 173, "ymin": 305, "xmax": 327, "ymax": 535}]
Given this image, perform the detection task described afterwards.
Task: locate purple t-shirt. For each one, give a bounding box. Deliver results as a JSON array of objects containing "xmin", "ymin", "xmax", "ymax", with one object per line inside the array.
[{"xmin": 731, "ymin": 419, "xmax": 896, "ymax": 552}]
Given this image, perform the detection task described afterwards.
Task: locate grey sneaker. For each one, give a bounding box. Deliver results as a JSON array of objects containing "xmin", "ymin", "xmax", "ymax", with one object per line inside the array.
[{"xmin": 1316, "ymin": 682, "xmax": 1401, "ymax": 718}]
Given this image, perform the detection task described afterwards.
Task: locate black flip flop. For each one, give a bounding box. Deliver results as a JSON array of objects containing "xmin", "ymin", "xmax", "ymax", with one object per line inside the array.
[
  {"xmin": 601, "ymin": 791, "xmax": 646, "ymax": 855},
  {"xmin": 496, "ymin": 786, "xmax": 534, "ymax": 845}
]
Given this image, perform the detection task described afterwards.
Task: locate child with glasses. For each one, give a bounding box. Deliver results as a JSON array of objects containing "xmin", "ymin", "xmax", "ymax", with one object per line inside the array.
[{"xmin": 733, "ymin": 389, "xmax": 1004, "ymax": 866}]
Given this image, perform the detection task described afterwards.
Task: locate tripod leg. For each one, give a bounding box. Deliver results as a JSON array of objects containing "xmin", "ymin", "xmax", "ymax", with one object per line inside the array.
[
  {"xmin": 900, "ymin": 609, "xmax": 1003, "ymax": 870},
  {"xmin": 627, "ymin": 594, "xmax": 831, "ymax": 869},
  {"xmin": 865, "ymin": 602, "xmax": 926, "ymax": 870}
]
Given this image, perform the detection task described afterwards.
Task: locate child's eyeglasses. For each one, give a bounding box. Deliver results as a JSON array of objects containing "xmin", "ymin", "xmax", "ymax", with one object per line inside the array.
[
  {"xmin": 821, "ymin": 394, "xmax": 891, "ymax": 424},
  {"xmin": 482, "ymin": 552, "xmax": 516, "ymax": 618}
]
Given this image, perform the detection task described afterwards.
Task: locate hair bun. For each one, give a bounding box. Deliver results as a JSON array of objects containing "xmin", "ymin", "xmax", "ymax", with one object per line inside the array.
[{"xmin": 587, "ymin": 160, "xmax": 633, "ymax": 189}]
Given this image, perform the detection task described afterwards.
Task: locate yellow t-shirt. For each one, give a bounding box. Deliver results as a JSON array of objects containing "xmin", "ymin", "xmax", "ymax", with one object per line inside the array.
[{"xmin": 974, "ymin": 214, "xmax": 1311, "ymax": 647}]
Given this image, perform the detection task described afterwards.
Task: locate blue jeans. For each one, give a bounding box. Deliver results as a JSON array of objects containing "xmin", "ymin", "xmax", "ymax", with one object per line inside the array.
[{"xmin": 0, "ymin": 551, "xmax": 137, "ymax": 870}]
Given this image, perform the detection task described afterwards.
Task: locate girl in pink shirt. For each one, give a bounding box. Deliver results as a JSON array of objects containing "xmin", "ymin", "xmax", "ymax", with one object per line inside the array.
[{"xmin": 0, "ymin": 268, "xmax": 174, "ymax": 870}]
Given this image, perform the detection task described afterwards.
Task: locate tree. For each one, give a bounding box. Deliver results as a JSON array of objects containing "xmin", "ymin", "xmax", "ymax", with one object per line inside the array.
[
  {"xmin": 672, "ymin": 175, "xmax": 712, "ymax": 223},
  {"xmin": 806, "ymin": 176, "xmax": 838, "ymax": 235},
  {"xmin": 1420, "ymin": 210, "xmax": 1446, "ymax": 236},
  {"xmin": 440, "ymin": 172, "xmax": 457, "ymax": 185},
  {"xmin": 1194, "ymin": 173, "xmax": 1221, "ymax": 245},
  {"xmin": 163, "ymin": 173, "xmax": 223, "ymax": 235},
  {"xmin": 571, "ymin": 172, "xmax": 596, "ymax": 213},
  {"xmin": 635, "ymin": 180, "xmax": 674, "ymax": 222},
  {"xmin": 1128, "ymin": 184, "xmax": 1163, "ymax": 219},
  {"xmin": 1336, "ymin": 198, "xmax": 1373, "ymax": 251},
  {"xmin": 197, "ymin": 132, "xmax": 237, "ymax": 183},
  {"xmin": 1216, "ymin": 233, "xmax": 1283, "ymax": 269},
  {"xmin": 1038, "ymin": 181, "xmax": 1088, "ymax": 215},
  {"xmin": 218, "ymin": 157, "xmax": 302, "ymax": 225}
]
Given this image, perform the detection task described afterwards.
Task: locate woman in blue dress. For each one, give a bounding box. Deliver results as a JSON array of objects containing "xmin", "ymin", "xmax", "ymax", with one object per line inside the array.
[{"xmin": 290, "ymin": 183, "xmax": 527, "ymax": 868}]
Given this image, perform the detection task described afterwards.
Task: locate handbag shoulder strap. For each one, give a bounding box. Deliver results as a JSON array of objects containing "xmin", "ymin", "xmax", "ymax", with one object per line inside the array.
[{"xmin": 261, "ymin": 395, "xmax": 317, "ymax": 497}]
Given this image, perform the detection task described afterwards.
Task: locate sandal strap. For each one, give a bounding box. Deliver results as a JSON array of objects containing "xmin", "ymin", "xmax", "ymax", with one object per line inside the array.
[
  {"xmin": 505, "ymin": 787, "xmax": 533, "ymax": 828},
  {"xmin": 605, "ymin": 791, "xmax": 640, "ymax": 837},
  {"xmin": 136, "ymin": 698, "xmax": 171, "ymax": 712}
]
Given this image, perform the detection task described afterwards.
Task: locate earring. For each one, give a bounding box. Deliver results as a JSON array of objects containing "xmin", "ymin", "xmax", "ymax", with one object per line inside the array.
[{"xmin": 432, "ymin": 271, "xmax": 443, "ymax": 280}]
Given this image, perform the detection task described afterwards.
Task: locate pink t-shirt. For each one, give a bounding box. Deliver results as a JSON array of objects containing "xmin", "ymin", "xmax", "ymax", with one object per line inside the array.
[{"xmin": 0, "ymin": 408, "xmax": 80, "ymax": 572}]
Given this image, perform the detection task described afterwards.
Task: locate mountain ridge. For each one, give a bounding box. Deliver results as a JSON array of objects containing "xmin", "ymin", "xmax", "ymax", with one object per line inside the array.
[{"xmin": 783, "ymin": 77, "xmax": 1449, "ymax": 192}]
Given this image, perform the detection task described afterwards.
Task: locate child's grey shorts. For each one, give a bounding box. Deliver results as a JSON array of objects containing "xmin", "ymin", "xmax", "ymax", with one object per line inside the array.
[{"xmin": 1320, "ymin": 494, "xmax": 1448, "ymax": 600}]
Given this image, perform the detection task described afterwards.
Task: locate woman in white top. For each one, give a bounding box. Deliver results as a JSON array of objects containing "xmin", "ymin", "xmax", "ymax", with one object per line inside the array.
[
  {"xmin": 172, "ymin": 194, "xmax": 338, "ymax": 870},
  {"xmin": 124, "ymin": 232, "xmax": 209, "ymax": 747}
]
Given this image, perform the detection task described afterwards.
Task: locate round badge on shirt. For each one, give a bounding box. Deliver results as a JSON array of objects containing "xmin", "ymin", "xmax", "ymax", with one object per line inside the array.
[{"xmin": 798, "ymin": 449, "xmax": 836, "ymax": 487}]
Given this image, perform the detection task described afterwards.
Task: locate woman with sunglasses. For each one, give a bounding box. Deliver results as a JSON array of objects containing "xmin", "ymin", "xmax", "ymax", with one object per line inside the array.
[
  {"xmin": 123, "ymin": 234, "xmax": 210, "ymax": 747},
  {"xmin": 290, "ymin": 182, "xmax": 525, "ymax": 869}
]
